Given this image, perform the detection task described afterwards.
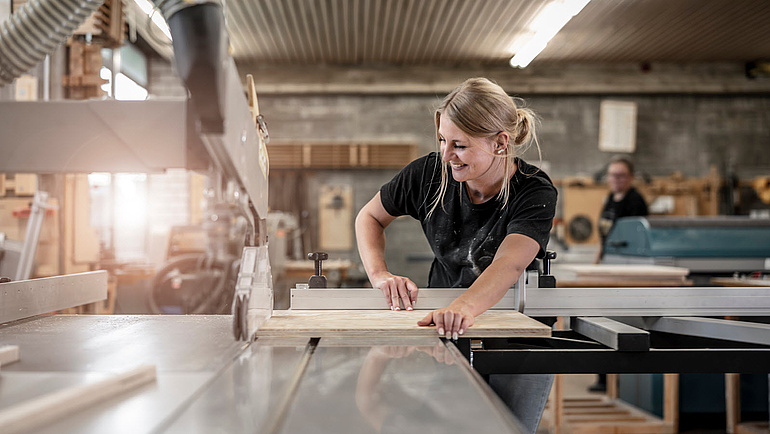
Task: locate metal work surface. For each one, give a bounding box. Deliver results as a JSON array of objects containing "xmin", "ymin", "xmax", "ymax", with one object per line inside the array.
[
  {"xmin": 0, "ymin": 315, "xmax": 244, "ymax": 372},
  {"xmin": 292, "ymin": 287, "xmax": 522, "ymax": 310},
  {"xmin": 615, "ymin": 316, "xmax": 770, "ymax": 346},
  {"xmin": 0, "ymin": 316, "xmax": 526, "ymax": 433},
  {"xmin": 167, "ymin": 336, "xmax": 525, "ymax": 434},
  {"xmin": 162, "ymin": 340, "xmax": 309, "ymax": 433},
  {"xmin": 1, "ymin": 371, "xmax": 213, "ymax": 434},
  {"xmin": 0, "ymin": 315, "xmax": 246, "ymax": 433},
  {"xmin": 292, "ymin": 286, "xmax": 770, "ymax": 316},
  {"xmin": 276, "ymin": 339, "xmax": 525, "ymax": 434},
  {"xmin": 0, "ymin": 272, "xmax": 107, "ymax": 324}
]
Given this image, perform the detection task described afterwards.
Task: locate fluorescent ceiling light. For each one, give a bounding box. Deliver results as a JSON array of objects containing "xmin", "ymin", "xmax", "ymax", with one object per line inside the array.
[
  {"xmin": 133, "ymin": 0, "xmax": 172, "ymax": 40},
  {"xmin": 510, "ymin": 0, "xmax": 590, "ymax": 68}
]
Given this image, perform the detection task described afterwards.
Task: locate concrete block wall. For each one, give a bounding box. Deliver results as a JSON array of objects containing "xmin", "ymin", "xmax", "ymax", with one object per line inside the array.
[
  {"xmin": 528, "ymin": 95, "xmax": 770, "ymax": 179},
  {"xmin": 259, "ymin": 93, "xmax": 770, "ymax": 180}
]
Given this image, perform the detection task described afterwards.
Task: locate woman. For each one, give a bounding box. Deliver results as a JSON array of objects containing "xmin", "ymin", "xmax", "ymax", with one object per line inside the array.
[{"xmin": 355, "ymin": 77, "xmax": 557, "ymax": 432}]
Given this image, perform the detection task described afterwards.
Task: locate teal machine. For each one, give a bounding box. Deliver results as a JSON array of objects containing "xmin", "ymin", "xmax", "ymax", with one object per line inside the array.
[
  {"xmin": 603, "ymin": 216, "xmax": 770, "ymax": 279},
  {"xmin": 604, "ymin": 216, "xmax": 770, "ymax": 424}
]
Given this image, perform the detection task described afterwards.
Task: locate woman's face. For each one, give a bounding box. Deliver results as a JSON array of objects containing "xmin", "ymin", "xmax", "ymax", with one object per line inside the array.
[{"xmin": 438, "ymin": 114, "xmax": 499, "ymax": 184}]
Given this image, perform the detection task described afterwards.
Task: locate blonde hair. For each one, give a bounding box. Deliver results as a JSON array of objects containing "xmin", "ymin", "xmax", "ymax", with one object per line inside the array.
[{"xmin": 428, "ymin": 77, "xmax": 541, "ymax": 217}]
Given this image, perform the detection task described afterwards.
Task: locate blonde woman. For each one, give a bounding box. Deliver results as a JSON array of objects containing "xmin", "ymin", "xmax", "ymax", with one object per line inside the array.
[{"xmin": 355, "ymin": 77, "xmax": 557, "ymax": 432}]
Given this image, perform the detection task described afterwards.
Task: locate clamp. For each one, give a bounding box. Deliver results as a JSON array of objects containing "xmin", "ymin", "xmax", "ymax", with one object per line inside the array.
[{"xmin": 307, "ymin": 252, "xmax": 328, "ymax": 288}]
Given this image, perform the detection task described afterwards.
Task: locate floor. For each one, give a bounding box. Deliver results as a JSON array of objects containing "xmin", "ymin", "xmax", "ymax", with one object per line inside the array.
[
  {"xmin": 536, "ymin": 375, "xmax": 755, "ymax": 434},
  {"xmin": 537, "ymin": 374, "xmax": 604, "ymax": 434}
]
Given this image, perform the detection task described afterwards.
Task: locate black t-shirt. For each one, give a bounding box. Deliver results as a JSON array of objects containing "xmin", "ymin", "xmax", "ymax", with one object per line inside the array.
[
  {"xmin": 597, "ymin": 187, "xmax": 648, "ymax": 242},
  {"xmin": 380, "ymin": 152, "xmax": 557, "ymax": 288}
]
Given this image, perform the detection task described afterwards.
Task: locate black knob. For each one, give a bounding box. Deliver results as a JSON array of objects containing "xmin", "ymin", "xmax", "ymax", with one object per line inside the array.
[{"xmin": 308, "ymin": 252, "xmax": 328, "ymax": 276}]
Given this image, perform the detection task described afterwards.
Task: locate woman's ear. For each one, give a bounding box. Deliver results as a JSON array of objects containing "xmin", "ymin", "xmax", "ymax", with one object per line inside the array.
[{"xmin": 494, "ymin": 132, "xmax": 509, "ymax": 154}]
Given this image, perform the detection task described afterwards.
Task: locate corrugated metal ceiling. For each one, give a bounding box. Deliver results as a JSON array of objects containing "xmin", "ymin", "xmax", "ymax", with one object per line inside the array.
[{"xmin": 223, "ymin": 0, "xmax": 770, "ymax": 66}]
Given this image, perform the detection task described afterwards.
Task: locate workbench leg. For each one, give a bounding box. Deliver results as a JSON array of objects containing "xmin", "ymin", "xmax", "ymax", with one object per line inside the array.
[
  {"xmin": 607, "ymin": 373, "xmax": 619, "ymax": 399},
  {"xmin": 725, "ymin": 373, "xmax": 741, "ymax": 434},
  {"xmin": 553, "ymin": 373, "xmax": 563, "ymax": 434},
  {"xmin": 664, "ymin": 373, "xmax": 679, "ymax": 433}
]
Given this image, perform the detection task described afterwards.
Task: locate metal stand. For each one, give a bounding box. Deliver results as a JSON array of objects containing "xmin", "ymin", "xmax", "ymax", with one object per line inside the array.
[{"xmin": 15, "ymin": 190, "xmax": 56, "ymax": 281}]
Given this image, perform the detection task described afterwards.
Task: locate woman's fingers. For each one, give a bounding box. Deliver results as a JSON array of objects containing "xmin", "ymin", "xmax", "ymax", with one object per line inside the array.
[
  {"xmin": 433, "ymin": 312, "xmax": 445, "ymax": 336},
  {"xmin": 417, "ymin": 312, "xmax": 434, "ymax": 326},
  {"xmin": 442, "ymin": 311, "xmax": 454, "ymax": 339},
  {"xmin": 458, "ymin": 315, "xmax": 474, "ymax": 336},
  {"xmin": 397, "ymin": 284, "xmax": 412, "ymax": 311},
  {"xmin": 406, "ymin": 279, "xmax": 419, "ymax": 306},
  {"xmin": 416, "ymin": 307, "xmax": 474, "ymax": 340},
  {"xmin": 376, "ymin": 275, "xmax": 418, "ymax": 311}
]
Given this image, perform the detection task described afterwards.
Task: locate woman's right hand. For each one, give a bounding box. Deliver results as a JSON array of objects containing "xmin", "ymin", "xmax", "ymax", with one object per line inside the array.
[{"xmin": 370, "ymin": 272, "xmax": 419, "ymax": 311}]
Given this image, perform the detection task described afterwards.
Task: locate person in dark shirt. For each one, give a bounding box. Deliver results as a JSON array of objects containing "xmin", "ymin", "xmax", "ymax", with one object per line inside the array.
[
  {"xmin": 594, "ymin": 156, "xmax": 648, "ymax": 264},
  {"xmin": 590, "ymin": 156, "xmax": 648, "ymax": 393},
  {"xmin": 355, "ymin": 77, "xmax": 557, "ymax": 433}
]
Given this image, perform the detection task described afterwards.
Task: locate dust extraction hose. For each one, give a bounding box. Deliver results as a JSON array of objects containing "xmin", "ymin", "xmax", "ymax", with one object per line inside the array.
[{"xmin": 0, "ymin": 0, "xmax": 103, "ymax": 86}]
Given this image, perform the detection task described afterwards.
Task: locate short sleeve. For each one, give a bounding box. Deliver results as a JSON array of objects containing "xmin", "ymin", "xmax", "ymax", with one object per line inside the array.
[
  {"xmin": 505, "ymin": 182, "xmax": 558, "ymax": 255},
  {"xmin": 379, "ymin": 154, "xmax": 434, "ymax": 220}
]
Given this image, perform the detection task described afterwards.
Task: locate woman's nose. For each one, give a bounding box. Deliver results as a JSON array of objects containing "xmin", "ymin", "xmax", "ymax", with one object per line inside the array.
[{"xmin": 441, "ymin": 146, "xmax": 453, "ymax": 162}]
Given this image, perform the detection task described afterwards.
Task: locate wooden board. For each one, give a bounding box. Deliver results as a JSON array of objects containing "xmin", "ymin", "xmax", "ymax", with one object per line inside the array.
[
  {"xmin": 556, "ymin": 265, "xmax": 691, "ymax": 288},
  {"xmin": 256, "ymin": 310, "xmax": 551, "ymax": 338},
  {"xmin": 558, "ymin": 279, "xmax": 693, "ymax": 288},
  {"xmin": 559, "ymin": 264, "xmax": 689, "ymax": 279},
  {"xmin": 711, "ymin": 277, "xmax": 770, "ymax": 287}
]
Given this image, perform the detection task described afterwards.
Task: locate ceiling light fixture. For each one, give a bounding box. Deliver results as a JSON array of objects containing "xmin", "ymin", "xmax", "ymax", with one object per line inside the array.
[
  {"xmin": 510, "ymin": 0, "xmax": 590, "ymax": 68},
  {"xmin": 133, "ymin": 0, "xmax": 172, "ymax": 41}
]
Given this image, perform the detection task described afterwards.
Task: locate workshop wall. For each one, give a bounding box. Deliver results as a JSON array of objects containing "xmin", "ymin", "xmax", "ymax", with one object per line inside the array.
[{"xmin": 259, "ymin": 93, "xmax": 770, "ymax": 180}]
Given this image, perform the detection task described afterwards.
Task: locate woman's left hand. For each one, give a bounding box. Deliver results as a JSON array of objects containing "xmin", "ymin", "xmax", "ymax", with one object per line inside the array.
[{"xmin": 417, "ymin": 302, "xmax": 475, "ymax": 340}]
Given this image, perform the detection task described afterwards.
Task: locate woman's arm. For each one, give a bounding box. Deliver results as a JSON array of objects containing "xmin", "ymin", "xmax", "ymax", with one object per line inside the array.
[
  {"xmin": 355, "ymin": 192, "xmax": 419, "ymax": 310},
  {"xmin": 417, "ymin": 233, "xmax": 540, "ymax": 339}
]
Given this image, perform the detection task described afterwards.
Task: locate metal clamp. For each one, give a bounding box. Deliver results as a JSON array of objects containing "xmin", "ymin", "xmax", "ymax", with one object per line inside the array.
[{"xmin": 307, "ymin": 252, "xmax": 328, "ymax": 288}]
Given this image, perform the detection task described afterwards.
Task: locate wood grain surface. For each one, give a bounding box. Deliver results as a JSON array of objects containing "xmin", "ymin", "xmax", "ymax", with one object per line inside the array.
[
  {"xmin": 559, "ymin": 264, "xmax": 689, "ymax": 278},
  {"xmin": 256, "ymin": 310, "xmax": 551, "ymax": 338}
]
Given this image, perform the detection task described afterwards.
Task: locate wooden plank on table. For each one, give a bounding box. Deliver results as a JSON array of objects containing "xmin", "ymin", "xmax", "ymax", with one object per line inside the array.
[
  {"xmin": 559, "ymin": 264, "xmax": 689, "ymax": 279},
  {"xmin": 256, "ymin": 310, "xmax": 551, "ymax": 338},
  {"xmin": 558, "ymin": 279, "xmax": 693, "ymax": 288}
]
